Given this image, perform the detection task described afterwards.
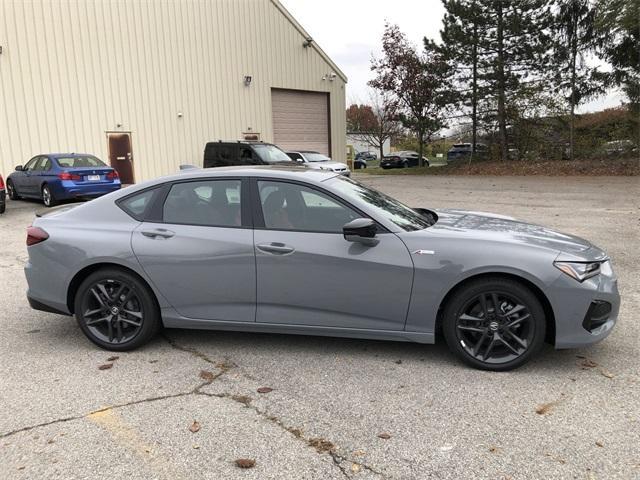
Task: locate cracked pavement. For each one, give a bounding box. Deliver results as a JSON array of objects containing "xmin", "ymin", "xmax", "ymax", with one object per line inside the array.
[{"xmin": 1, "ymin": 175, "xmax": 638, "ymax": 479}]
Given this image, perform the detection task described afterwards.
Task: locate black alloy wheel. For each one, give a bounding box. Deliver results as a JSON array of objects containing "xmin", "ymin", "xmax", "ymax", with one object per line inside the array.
[
  {"xmin": 75, "ymin": 269, "xmax": 159, "ymax": 350},
  {"xmin": 443, "ymin": 278, "xmax": 546, "ymax": 371}
]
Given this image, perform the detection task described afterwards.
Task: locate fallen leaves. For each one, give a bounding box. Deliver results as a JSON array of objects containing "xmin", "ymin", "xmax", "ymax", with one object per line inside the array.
[
  {"xmin": 308, "ymin": 438, "xmax": 335, "ymax": 453},
  {"xmin": 580, "ymin": 358, "xmax": 598, "ymax": 369},
  {"xmin": 189, "ymin": 421, "xmax": 201, "ymax": 433},
  {"xmin": 235, "ymin": 458, "xmax": 256, "ymax": 469},
  {"xmin": 351, "ymin": 463, "xmax": 362, "ymax": 473},
  {"xmin": 535, "ymin": 402, "xmax": 557, "ymax": 416},
  {"xmin": 595, "ymin": 441, "xmax": 604, "ymax": 448},
  {"xmin": 377, "ymin": 432, "xmax": 392, "ymax": 440},
  {"xmin": 106, "ymin": 356, "xmax": 119, "ymax": 362},
  {"xmin": 199, "ymin": 370, "xmax": 215, "ymax": 382},
  {"xmin": 231, "ymin": 395, "xmax": 252, "ymax": 406},
  {"xmin": 257, "ymin": 387, "xmax": 273, "ymax": 394},
  {"xmin": 98, "ymin": 363, "xmax": 113, "ymax": 370},
  {"xmin": 600, "ymin": 369, "xmax": 615, "ymax": 379}
]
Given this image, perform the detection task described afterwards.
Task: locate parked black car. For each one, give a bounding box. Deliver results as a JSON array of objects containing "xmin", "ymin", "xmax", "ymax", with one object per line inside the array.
[
  {"xmin": 204, "ymin": 141, "xmax": 292, "ymax": 168},
  {"xmin": 0, "ymin": 174, "xmax": 6, "ymax": 214},
  {"xmin": 354, "ymin": 151, "xmax": 377, "ymax": 170},
  {"xmin": 380, "ymin": 151, "xmax": 429, "ymax": 169},
  {"xmin": 447, "ymin": 143, "xmax": 488, "ymax": 162}
]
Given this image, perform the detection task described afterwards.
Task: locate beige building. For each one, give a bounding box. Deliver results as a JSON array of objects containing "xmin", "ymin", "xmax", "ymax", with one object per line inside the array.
[{"xmin": 0, "ymin": 0, "xmax": 347, "ymax": 183}]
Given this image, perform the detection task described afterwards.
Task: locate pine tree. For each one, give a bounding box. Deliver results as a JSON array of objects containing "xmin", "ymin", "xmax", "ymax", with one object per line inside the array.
[
  {"xmin": 552, "ymin": 0, "xmax": 602, "ymax": 160},
  {"xmin": 440, "ymin": 0, "xmax": 488, "ymax": 155},
  {"xmin": 477, "ymin": 0, "xmax": 553, "ymax": 160}
]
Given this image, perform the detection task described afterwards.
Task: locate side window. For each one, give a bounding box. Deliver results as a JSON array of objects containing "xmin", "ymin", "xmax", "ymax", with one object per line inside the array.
[
  {"xmin": 24, "ymin": 157, "xmax": 40, "ymax": 171},
  {"xmin": 288, "ymin": 152, "xmax": 303, "ymax": 162},
  {"xmin": 32, "ymin": 157, "xmax": 48, "ymax": 171},
  {"xmin": 239, "ymin": 147, "xmax": 257, "ymax": 165},
  {"xmin": 258, "ymin": 181, "xmax": 359, "ymax": 233},
  {"xmin": 204, "ymin": 144, "xmax": 238, "ymax": 168},
  {"xmin": 118, "ymin": 188, "xmax": 159, "ymax": 220},
  {"xmin": 41, "ymin": 158, "xmax": 52, "ymax": 171},
  {"xmin": 163, "ymin": 180, "xmax": 242, "ymax": 227}
]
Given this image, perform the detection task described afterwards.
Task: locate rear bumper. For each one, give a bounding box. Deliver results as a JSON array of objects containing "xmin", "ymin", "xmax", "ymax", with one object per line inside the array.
[
  {"xmin": 54, "ymin": 181, "xmax": 121, "ymax": 199},
  {"xmin": 27, "ymin": 294, "xmax": 71, "ymax": 316}
]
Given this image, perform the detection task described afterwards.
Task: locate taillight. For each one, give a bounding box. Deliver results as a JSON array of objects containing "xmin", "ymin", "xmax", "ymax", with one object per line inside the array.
[
  {"xmin": 106, "ymin": 170, "xmax": 119, "ymax": 180},
  {"xmin": 27, "ymin": 226, "xmax": 49, "ymax": 246},
  {"xmin": 58, "ymin": 172, "xmax": 81, "ymax": 181},
  {"xmin": 0, "ymin": 175, "xmax": 4, "ymax": 189}
]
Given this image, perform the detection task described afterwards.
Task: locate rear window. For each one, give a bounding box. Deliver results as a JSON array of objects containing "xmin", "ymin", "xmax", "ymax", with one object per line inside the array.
[
  {"xmin": 56, "ymin": 156, "xmax": 106, "ymax": 168},
  {"xmin": 118, "ymin": 188, "xmax": 159, "ymax": 220}
]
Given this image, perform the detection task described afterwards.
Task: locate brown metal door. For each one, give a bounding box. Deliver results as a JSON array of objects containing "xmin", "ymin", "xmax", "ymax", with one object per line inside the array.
[{"xmin": 107, "ymin": 132, "xmax": 135, "ymax": 184}]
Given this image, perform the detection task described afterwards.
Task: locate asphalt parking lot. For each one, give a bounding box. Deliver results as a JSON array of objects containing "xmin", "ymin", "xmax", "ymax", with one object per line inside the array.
[{"xmin": 1, "ymin": 175, "xmax": 638, "ymax": 479}]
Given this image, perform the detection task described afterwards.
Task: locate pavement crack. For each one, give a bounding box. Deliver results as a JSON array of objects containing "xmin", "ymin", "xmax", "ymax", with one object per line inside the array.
[
  {"xmin": 0, "ymin": 391, "xmax": 194, "ymax": 439},
  {"xmin": 198, "ymin": 391, "xmax": 386, "ymax": 478}
]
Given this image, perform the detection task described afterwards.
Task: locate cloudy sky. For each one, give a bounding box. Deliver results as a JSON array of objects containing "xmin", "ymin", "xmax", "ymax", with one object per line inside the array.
[{"xmin": 281, "ymin": 0, "xmax": 623, "ymax": 113}]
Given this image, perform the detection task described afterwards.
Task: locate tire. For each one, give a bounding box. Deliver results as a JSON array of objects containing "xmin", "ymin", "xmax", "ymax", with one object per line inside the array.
[
  {"xmin": 41, "ymin": 184, "xmax": 57, "ymax": 207},
  {"xmin": 74, "ymin": 268, "xmax": 160, "ymax": 351},
  {"xmin": 402, "ymin": 161, "xmax": 409, "ymax": 168},
  {"xmin": 7, "ymin": 180, "xmax": 20, "ymax": 200},
  {"xmin": 0, "ymin": 202, "xmax": 5, "ymax": 214},
  {"xmin": 442, "ymin": 277, "xmax": 546, "ymax": 371}
]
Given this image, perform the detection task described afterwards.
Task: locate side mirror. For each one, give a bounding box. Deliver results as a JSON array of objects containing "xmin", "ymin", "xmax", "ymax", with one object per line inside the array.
[
  {"xmin": 15, "ymin": 165, "xmax": 23, "ymax": 171},
  {"xmin": 343, "ymin": 218, "xmax": 379, "ymax": 246}
]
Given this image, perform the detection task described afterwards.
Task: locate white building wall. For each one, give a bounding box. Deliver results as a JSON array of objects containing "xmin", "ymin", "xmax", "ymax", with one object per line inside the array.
[
  {"xmin": 0, "ymin": 0, "xmax": 346, "ymax": 181},
  {"xmin": 347, "ymin": 134, "xmax": 391, "ymax": 156}
]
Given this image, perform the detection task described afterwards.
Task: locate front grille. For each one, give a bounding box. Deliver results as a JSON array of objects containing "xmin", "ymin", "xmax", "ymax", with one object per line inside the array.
[{"xmin": 582, "ymin": 300, "xmax": 612, "ymax": 332}]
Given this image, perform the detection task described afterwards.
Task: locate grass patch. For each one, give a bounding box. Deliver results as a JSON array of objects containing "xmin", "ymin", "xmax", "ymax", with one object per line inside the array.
[{"xmin": 355, "ymin": 157, "xmax": 638, "ymax": 176}]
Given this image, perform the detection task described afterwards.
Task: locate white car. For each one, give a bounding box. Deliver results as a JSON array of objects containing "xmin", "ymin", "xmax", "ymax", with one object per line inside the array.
[{"xmin": 286, "ymin": 151, "xmax": 351, "ymax": 176}]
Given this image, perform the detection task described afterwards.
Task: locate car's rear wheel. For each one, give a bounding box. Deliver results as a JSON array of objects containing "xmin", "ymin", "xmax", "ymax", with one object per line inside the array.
[
  {"xmin": 41, "ymin": 184, "xmax": 57, "ymax": 207},
  {"xmin": 74, "ymin": 269, "xmax": 160, "ymax": 351},
  {"xmin": 402, "ymin": 161, "xmax": 409, "ymax": 168},
  {"xmin": 442, "ymin": 277, "xmax": 546, "ymax": 371},
  {"xmin": 7, "ymin": 180, "xmax": 20, "ymax": 200}
]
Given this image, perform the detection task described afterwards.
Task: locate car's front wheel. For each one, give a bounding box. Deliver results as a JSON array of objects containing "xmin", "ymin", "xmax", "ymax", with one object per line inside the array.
[
  {"xmin": 41, "ymin": 184, "xmax": 57, "ymax": 207},
  {"xmin": 74, "ymin": 268, "xmax": 160, "ymax": 351},
  {"xmin": 7, "ymin": 180, "xmax": 20, "ymax": 200},
  {"xmin": 442, "ymin": 277, "xmax": 546, "ymax": 371}
]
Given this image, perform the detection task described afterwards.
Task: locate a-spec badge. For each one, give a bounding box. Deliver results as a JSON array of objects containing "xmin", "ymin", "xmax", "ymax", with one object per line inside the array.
[{"xmin": 412, "ymin": 249, "xmax": 435, "ymax": 255}]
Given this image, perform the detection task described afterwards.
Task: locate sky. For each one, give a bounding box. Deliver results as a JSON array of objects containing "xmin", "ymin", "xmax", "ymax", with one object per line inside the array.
[{"xmin": 281, "ymin": 0, "xmax": 624, "ymax": 113}]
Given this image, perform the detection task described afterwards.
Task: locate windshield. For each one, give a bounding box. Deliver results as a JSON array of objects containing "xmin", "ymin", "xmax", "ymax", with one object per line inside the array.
[
  {"xmin": 253, "ymin": 144, "xmax": 292, "ymax": 164},
  {"xmin": 56, "ymin": 155, "xmax": 107, "ymax": 168},
  {"xmin": 327, "ymin": 176, "xmax": 434, "ymax": 231},
  {"xmin": 304, "ymin": 152, "xmax": 331, "ymax": 162}
]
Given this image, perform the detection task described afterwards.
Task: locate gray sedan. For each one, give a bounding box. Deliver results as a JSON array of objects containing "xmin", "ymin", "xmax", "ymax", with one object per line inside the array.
[{"xmin": 24, "ymin": 167, "xmax": 619, "ymax": 370}]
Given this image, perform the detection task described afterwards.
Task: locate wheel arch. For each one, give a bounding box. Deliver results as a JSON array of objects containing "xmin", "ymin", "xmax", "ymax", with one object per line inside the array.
[
  {"xmin": 66, "ymin": 262, "xmax": 161, "ymax": 316},
  {"xmin": 435, "ymin": 272, "xmax": 556, "ymax": 345}
]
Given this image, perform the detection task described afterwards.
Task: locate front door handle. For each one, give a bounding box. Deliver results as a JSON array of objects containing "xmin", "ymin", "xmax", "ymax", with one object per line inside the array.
[
  {"xmin": 141, "ymin": 228, "xmax": 175, "ymax": 239},
  {"xmin": 256, "ymin": 243, "xmax": 295, "ymax": 255}
]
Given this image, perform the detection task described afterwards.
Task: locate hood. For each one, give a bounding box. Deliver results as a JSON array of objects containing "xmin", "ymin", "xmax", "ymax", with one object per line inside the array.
[
  {"xmin": 308, "ymin": 161, "xmax": 348, "ymax": 170},
  {"xmin": 431, "ymin": 208, "xmax": 592, "ymax": 256}
]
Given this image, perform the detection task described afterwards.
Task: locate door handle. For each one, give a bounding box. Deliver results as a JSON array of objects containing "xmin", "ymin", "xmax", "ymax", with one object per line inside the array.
[
  {"xmin": 257, "ymin": 243, "xmax": 295, "ymax": 255},
  {"xmin": 141, "ymin": 228, "xmax": 175, "ymax": 239}
]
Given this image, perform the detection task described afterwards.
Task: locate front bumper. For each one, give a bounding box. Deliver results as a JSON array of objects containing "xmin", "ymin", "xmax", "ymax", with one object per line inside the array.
[{"xmin": 548, "ymin": 265, "xmax": 620, "ymax": 349}]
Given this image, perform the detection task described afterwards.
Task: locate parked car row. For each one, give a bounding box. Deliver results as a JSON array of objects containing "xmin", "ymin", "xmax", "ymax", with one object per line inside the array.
[
  {"xmin": 381, "ymin": 151, "xmax": 430, "ymax": 169},
  {"xmin": 2, "ymin": 141, "xmax": 351, "ymax": 210}
]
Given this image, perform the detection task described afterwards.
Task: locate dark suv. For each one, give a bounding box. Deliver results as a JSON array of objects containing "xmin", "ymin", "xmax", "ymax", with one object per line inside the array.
[
  {"xmin": 447, "ymin": 143, "xmax": 488, "ymax": 162},
  {"xmin": 203, "ymin": 141, "xmax": 292, "ymax": 168}
]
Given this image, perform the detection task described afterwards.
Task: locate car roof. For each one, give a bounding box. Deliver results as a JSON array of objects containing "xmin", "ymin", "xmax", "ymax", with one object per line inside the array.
[{"xmin": 121, "ymin": 166, "xmax": 339, "ymax": 194}]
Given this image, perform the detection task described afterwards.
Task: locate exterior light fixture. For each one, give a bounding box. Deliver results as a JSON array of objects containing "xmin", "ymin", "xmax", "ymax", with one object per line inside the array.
[
  {"xmin": 303, "ymin": 38, "xmax": 313, "ymax": 48},
  {"xmin": 244, "ymin": 75, "xmax": 252, "ymax": 86}
]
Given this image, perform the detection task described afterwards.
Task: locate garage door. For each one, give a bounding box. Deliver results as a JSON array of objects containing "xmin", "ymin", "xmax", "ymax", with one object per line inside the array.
[{"xmin": 271, "ymin": 89, "xmax": 330, "ymax": 155}]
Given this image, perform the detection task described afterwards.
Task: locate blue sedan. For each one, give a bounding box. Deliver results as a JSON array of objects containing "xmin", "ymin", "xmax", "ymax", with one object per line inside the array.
[{"xmin": 7, "ymin": 153, "xmax": 121, "ymax": 207}]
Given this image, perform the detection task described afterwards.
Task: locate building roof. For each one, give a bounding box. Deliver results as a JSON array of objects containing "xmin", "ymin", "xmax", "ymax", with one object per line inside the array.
[{"xmin": 271, "ymin": 0, "xmax": 348, "ymax": 83}]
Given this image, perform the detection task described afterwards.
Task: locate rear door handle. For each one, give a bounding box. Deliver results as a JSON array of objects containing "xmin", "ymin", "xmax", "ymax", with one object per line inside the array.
[
  {"xmin": 141, "ymin": 228, "xmax": 175, "ymax": 239},
  {"xmin": 257, "ymin": 243, "xmax": 295, "ymax": 255}
]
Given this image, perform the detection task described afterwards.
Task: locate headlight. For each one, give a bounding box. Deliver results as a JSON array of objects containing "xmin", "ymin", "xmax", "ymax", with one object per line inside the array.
[{"xmin": 553, "ymin": 260, "xmax": 604, "ymax": 282}]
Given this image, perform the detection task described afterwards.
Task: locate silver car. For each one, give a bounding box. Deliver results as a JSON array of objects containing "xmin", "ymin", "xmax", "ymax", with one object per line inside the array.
[
  {"xmin": 286, "ymin": 151, "xmax": 351, "ymax": 176},
  {"xmin": 25, "ymin": 167, "xmax": 619, "ymax": 370}
]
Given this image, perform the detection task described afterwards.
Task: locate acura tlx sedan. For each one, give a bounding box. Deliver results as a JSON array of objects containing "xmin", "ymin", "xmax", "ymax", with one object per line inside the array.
[{"xmin": 24, "ymin": 166, "xmax": 619, "ymax": 370}]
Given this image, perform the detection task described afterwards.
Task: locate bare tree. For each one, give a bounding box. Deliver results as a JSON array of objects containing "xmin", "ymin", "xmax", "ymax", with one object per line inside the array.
[{"xmin": 349, "ymin": 90, "xmax": 402, "ymax": 160}]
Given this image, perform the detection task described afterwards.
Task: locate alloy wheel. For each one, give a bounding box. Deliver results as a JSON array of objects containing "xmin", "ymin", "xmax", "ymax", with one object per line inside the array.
[
  {"xmin": 455, "ymin": 291, "xmax": 534, "ymax": 364},
  {"xmin": 80, "ymin": 279, "xmax": 144, "ymax": 344},
  {"xmin": 42, "ymin": 186, "xmax": 51, "ymax": 206}
]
